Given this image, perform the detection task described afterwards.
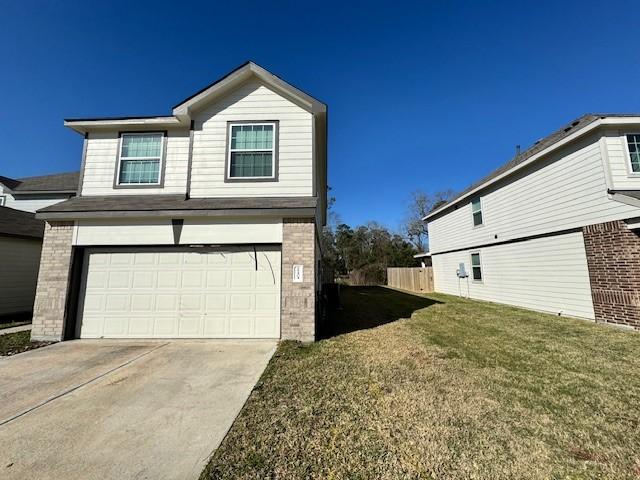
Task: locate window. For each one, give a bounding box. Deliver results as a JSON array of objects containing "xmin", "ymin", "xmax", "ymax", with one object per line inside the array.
[
  {"xmin": 117, "ymin": 133, "xmax": 163, "ymax": 185},
  {"xmin": 626, "ymin": 134, "xmax": 640, "ymax": 173},
  {"xmin": 471, "ymin": 252, "xmax": 482, "ymax": 281},
  {"xmin": 471, "ymin": 197, "xmax": 483, "ymax": 226},
  {"xmin": 0, "ymin": 196, "xmax": 5, "ymax": 206},
  {"xmin": 227, "ymin": 122, "xmax": 276, "ymax": 179}
]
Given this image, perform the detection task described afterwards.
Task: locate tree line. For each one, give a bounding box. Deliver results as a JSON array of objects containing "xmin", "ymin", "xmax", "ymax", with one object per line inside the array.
[{"xmin": 321, "ymin": 189, "xmax": 454, "ymax": 284}]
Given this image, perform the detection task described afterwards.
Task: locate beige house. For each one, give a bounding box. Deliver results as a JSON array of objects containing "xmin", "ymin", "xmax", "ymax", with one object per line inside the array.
[
  {"xmin": 32, "ymin": 61, "xmax": 327, "ymax": 342},
  {"xmin": 425, "ymin": 114, "xmax": 640, "ymax": 330}
]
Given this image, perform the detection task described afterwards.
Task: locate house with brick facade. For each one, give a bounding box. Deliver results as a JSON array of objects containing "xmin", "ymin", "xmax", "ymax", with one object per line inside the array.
[
  {"xmin": 31, "ymin": 61, "xmax": 327, "ymax": 342},
  {"xmin": 424, "ymin": 114, "xmax": 640, "ymax": 330}
]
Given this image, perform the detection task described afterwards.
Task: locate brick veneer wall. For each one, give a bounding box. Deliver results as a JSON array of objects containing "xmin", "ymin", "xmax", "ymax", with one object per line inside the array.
[
  {"xmin": 281, "ymin": 218, "xmax": 316, "ymax": 341},
  {"xmin": 583, "ymin": 220, "xmax": 640, "ymax": 329},
  {"xmin": 31, "ymin": 221, "xmax": 74, "ymax": 341}
]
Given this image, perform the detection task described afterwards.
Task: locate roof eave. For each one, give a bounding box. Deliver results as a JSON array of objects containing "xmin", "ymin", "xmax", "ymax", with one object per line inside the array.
[
  {"xmin": 423, "ymin": 117, "xmax": 608, "ymax": 221},
  {"xmin": 64, "ymin": 116, "xmax": 186, "ymax": 134}
]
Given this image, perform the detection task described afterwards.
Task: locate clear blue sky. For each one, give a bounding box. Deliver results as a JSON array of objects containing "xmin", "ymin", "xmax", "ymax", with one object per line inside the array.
[{"xmin": 1, "ymin": 0, "xmax": 639, "ymax": 230}]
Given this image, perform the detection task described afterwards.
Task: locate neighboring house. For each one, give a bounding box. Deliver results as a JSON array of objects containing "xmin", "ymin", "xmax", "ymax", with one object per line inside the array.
[
  {"xmin": 32, "ymin": 61, "xmax": 327, "ymax": 343},
  {"xmin": 0, "ymin": 172, "xmax": 79, "ymax": 212},
  {"xmin": 414, "ymin": 252, "xmax": 432, "ymax": 267},
  {"xmin": 0, "ymin": 206, "xmax": 44, "ymax": 317},
  {"xmin": 424, "ymin": 114, "xmax": 640, "ymax": 330}
]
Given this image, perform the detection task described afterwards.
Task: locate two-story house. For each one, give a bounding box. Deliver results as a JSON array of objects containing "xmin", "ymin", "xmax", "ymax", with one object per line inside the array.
[
  {"xmin": 32, "ymin": 62, "xmax": 327, "ymax": 343},
  {"xmin": 0, "ymin": 172, "xmax": 79, "ymax": 212},
  {"xmin": 424, "ymin": 114, "xmax": 640, "ymax": 330}
]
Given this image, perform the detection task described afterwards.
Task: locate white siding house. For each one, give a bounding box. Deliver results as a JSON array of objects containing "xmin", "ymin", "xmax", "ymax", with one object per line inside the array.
[
  {"xmin": 425, "ymin": 114, "xmax": 640, "ymax": 329},
  {"xmin": 31, "ymin": 61, "xmax": 327, "ymax": 343}
]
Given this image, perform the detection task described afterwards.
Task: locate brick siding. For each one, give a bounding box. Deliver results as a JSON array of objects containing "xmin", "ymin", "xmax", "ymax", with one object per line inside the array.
[
  {"xmin": 583, "ymin": 220, "xmax": 640, "ymax": 329},
  {"xmin": 281, "ymin": 218, "xmax": 316, "ymax": 341},
  {"xmin": 31, "ymin": 221, "xmax": 74, "ymax": 341}
]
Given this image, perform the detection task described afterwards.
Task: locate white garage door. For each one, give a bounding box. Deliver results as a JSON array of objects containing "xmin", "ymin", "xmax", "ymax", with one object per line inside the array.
[{"xmin": 77, "ymin": 246, "xmax": 281, "ymax": 339}]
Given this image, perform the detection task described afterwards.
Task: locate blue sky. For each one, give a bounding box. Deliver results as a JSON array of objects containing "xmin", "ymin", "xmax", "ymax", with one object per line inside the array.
[{"xmin": 1, "ymin": 0, "xmax": 640, "ymax": 230}]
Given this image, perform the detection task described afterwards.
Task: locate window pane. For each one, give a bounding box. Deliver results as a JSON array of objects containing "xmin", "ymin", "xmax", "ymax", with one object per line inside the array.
[
  {"xmin": 472, "ymin": 267, "xmax": 482, "ymax": 281},
  {"xmin": 473, "ymin": 211, "xmax": 483, "ymax": 226},
  {"xmin": 121, "ymin": 134, "xmax": 162, "ymax": 158},
  {"xmin": 119, "ymin": 159, "xmax": 160, "ymax": 184},
  {"xmin": 471, "ymin": 198, "xmax": 481, "ymax": 213},
  {"xmin": 230, "ymin": 152, "xmax": 273, "ymax": 178},
  {"xmin": 231, "ymin": 124, "xmax": 274, "ymax": 150},
  {"xmin": 471, "ymin": 253, "xmax": 480, "ymax": 267},
  {"xmin": 627, "ymin": 135, "xmax": 640, "ymax": 172}
]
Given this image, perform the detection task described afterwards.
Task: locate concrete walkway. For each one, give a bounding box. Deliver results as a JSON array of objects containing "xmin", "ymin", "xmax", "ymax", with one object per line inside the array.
[
  {"xmin": 0, "ymin": 324, "xmax": 31, "ymax": 335},
  {"xmin": 0, "ymin": 339, "xmax": 276, "ymax": 480}
]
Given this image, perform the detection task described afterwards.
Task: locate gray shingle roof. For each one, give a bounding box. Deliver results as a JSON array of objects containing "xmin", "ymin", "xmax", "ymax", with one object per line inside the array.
[
  {"xmin": 1, "ymin": 171, "xmax": 79, "ymax": 193},
  {"xmin": 427, "ymin": 113, "xmax": 640, "ymax": 218},
  {"xmin": 612, "ymin": 190, "xmax": 640, "ymax": 201},
  {"xmin": 0, "ymin": 206, "xmax": 44, "ymax": 239},
  {"xmin": 37, "ymin": 194, "xmax": 317, "ymax": 219}
]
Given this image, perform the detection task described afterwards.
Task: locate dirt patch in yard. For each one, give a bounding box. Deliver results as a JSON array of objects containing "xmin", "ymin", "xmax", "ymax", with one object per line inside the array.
[{"xmin": 0, "ymin": 331, "xmax": 52, "ymax": 356}]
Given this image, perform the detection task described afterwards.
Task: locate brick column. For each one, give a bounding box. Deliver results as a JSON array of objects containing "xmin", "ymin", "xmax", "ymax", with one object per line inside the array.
[
  {"xmin": 583, "ymin": 220, "xmax": 640, "ymax": 329},
  {"xmin": 31, "ymin": 221, "xmax": 74, "ymax": 341},
  {"xmin": 281, "ymin": 218, "xmax": 316, "ymax": 341}
]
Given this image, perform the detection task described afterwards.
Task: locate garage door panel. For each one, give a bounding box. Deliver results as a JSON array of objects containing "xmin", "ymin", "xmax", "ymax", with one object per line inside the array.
[{"xmin": 78, "ymin": 247, "xmax": 280, "ymax": 339}]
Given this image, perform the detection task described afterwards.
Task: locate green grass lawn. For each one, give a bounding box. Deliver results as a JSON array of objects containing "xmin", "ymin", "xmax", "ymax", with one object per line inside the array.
[
  {"xmin": 202, "ymin": 286, "xmax": 640, "ymax": 480},
  {"xmin": 0, "ymin": 331, "xmax": 50, "ymax": 356}
]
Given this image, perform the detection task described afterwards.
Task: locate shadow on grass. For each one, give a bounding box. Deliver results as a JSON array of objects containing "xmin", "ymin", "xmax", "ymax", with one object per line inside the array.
[{"xmin": 321, "ymin": 286, "xmax": 440, "ymax": 339}]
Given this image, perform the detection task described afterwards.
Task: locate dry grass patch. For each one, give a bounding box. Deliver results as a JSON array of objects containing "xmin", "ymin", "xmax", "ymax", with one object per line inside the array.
[{"xmin": 201, "ymin": 287, "xmax": 640, "ymax": 480}]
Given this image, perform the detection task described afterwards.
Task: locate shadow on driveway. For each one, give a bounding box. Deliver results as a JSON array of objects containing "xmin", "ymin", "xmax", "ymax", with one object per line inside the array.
[{"xmin": 322, "ymin": 286, "xmax": 440, "ymax": 339}]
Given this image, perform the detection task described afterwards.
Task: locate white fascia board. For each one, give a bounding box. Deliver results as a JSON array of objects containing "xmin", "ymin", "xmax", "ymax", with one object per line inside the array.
[
  {"xmin": 64, "ymin": 116, "xmax": 184, "ymax": 134},
  {"xmin": 424, "ymin": 116, "xmax": 640, "ymax": 222}
]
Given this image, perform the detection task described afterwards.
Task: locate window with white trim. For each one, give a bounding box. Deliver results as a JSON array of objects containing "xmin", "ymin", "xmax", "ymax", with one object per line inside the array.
[
  {"xmin": 471, "ymin": 197, "xmax": 483, "ymax": 226},
  {"xmin": 471, "ymin": 252, "xmax": 482, "ymax": 281},
  {"xmin": 626, "ymin": 134, "xmax": 640, "ymax": 173},
  {"xmin": 228, "ymin": 123, "xmax": 276, "ymax": 179},
  {"xmin": 0, "ymin": 195, "xmax": 5, "ymax": 206},
  {"xmin": 117, "ymin": 133, "xmax": 163, "ymax": 185}
]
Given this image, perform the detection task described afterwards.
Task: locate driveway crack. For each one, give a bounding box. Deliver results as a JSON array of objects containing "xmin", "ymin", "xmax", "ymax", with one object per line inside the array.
[{"xmin": 0, "ymin": 342, "xmax": 169, "ymax": 427}]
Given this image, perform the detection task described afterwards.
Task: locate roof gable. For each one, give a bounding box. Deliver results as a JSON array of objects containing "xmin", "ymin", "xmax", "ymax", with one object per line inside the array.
[{"xmin": 172, "ymin": 62, "xmax": 326, "ymax": 118}]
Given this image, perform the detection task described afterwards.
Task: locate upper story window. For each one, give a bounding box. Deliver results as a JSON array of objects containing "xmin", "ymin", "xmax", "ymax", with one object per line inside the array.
[
  {"xmin": 0, "ymin": 195, "xmax": 5, "ymax": 206},
  {"xmin": 471, "ymin": 197, "xmax": 483, "ymax": 226},
  {"xmin": 117, "ymin": 133, "xmax": 164, "ymax": 185},
  {"xmin": 626, "ymin": 134, "xmax": 640, "ymax": 173},
  {"xmin": 227, "ymin": 122, "xmax": 277, "ymax": 180},
  {"xmin": 471, "ymin": 252, "xmax": 482, "ymax": 281}
]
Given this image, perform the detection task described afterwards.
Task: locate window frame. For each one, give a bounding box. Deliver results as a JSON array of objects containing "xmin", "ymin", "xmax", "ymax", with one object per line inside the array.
[
  {"xmin": 623, "ymin": 133, "xmax": 640, "ymax": 177},
  {"xmin": 471, "ymin": 197, "xmax": 484, "ymax": 227},
  {"xmin": 470, "ymin": 251, "xmax": 483, "ymax": 282},
  {"xmin": 0, "ymin": 195, "xmax": 5, "ymax": 206},
  {"xmin": 114, "ymin": 131, "xmax": 167, "ymax": 188},
  {"xmin": 224, "ymin": 120, "xmax": 279, "ymax": 183}
]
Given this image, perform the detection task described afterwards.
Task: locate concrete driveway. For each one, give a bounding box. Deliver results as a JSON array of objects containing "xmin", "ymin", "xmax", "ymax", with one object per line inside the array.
[{"xmin": 0, "ymin": 339, "xmax": 276, "ymax": 480}]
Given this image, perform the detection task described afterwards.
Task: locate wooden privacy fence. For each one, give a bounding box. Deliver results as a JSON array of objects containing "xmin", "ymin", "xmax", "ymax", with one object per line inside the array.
[{"xmin": 387, "ymin": 267, "xmax": 434, "ymax": 293}]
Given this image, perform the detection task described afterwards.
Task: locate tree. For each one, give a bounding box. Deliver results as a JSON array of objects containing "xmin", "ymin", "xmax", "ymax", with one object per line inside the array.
[{"xmin": 402, "ymin": 189, "xmax": 455, "ymax": 252}]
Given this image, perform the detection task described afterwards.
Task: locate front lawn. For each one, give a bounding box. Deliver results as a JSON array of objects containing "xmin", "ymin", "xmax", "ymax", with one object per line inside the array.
[{"xmin": 202, "ymin": 286, "xmax": 640, "ymax": 480}]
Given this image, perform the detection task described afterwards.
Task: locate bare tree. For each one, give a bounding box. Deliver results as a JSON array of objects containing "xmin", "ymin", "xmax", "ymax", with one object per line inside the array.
[{"xmin": 402, "ymin": 189, "xmax": 455, "ymax": 252}]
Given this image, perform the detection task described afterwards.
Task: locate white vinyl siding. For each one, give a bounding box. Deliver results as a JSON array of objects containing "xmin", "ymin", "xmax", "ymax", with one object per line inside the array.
[
  {"xmin": 77, "ymin": 247, "xmax": 281, "ymax": 339},
  {"xmin": 0, "ymin": 236, "xmax": 42, "ymax": 315},
  {"xmin": 428, "ymin": 135, "xmax": 640, "ymax": 254},
  {"xmin": 432, "ymin": 232, "xmax": 595, "ymax": 320},
  {"xmin": 190, "ymin": 80, "xmax": 313, "ymax": 197},
  {"xmin": 603, "ymin": 130, "xmax": 640, "ymax": 190},
  {"xmin": 80, "ymin": 130, "xmax": 190, "ymax": 195},
  {"xmin": 73, "ymin": 218, "xmax": 283, "ymax": 246}
]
